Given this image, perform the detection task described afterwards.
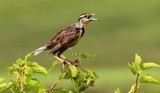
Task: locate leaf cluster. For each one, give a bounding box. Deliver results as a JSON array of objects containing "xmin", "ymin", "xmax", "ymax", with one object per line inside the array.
[
  {"xmin": 115, "ymin": 54, "xmax": 160, "ymax": 93},
  {"xmin": 0, "ymin": 53, "xmax": 98, "ymax": 93}
]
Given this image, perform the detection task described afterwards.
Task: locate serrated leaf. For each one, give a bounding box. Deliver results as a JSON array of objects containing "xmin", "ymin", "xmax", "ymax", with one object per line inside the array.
[
  {"xmin": 24, "ymin": 78, "xmax": 44, "ymax": 91},
  {"xmin": 69, "ymin": 65, "xmax": 78, "ymax": 77},
  {"xmin": 27, "ymin": 62, "xmax": 48, "ymax": 75},
  {"xmin": 142, "ymin": 62, "xmax": 160, "ymax": 70},
  {"xmin": 128, "ymin": 63, "xmax": 137, "ymax": 75},
  {"xmin": 114, "ymin": 88, "xmax": 123, "ymax": 93},
  {"xmin": 0, "ymin": 82, "xmax": 13, "ymax": 92},
  {"xmin": 48, "ymin": 61, "xmax": 61, "ymax": 72},
  {"xmin": 0, "ymin": 78, "xmax": 5, "ymax": 83},
  {"xmin": 140, "ymin": 75, "xmax": 160, "ymax": 84},
  {"xmin": 135, "ymin": 53, "xmax": 142, "ymax": 64},
  {"xmin": 81, "ymin": 53, "xmax": 96, "ymax": 59}
]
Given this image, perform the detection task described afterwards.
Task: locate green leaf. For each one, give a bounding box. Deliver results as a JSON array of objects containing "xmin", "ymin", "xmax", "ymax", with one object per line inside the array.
[
  {"xmin": 140, "ymin": 75, "xmax": 160, "ymax": 84},
  {"xmin": 54, "ymin": 87, "xmax": 68, "ymax": 92},
  {"xmin": 24, "ymin": 66, "xmax": 33, "ymax": 76},
  {"xmin": 38, "ymin": 88, "xmax": 46, "ymax": 93},
  {"xmin": 142, "ymin": 62, "xmax": 160, "ymax": 70},
  {"xmin": 72, "ymin": 53, "xmax": 79, "ymax": 57},
  {"xmin": 25, "ymin": 53, "xmax": 32, "ymax": 62},
  {"xmin": 68, "ymin": 91, "xmax": 73, "ymax": 93},
  {"xmin": 114, "ymin": 88, "xmax": 123, "ymax": 93},
  {"xmin": 16, "ymin": 59, "xmax": 26, "ymax": 66},
  {"xmin": 128, "ymin": 84, "xmax": 136, "ymax": 93},
  {"xmin": 7, "ymin": 66, "xmax": 15, "ymax": 76},
  {"xmin": 81, "ymin": 53, "xmax": 96, "ymax": 59},
  {"xmin": 60, "ymin": 55, "xmax": 66, "ymax": 60},
  {"xmin": 135, "ymin": 53, "xmax": 142, "ymax": 64},
  {"xmin": 24, "ymin": 78, "xmax": 44, "ymax": 91},
  {"xmin": 27, "ymin": 62, "xmax": 48, "ymax": 75},
  {"xmin": 48, "ymin": 60, "xmax": 61, "ymax": 72},
  {"xmin": 22, "ymin": 75, "xmax": 32, "ymax": 85},
  {"xmin": 69, "ymin": 65, "xmax": 78, "ymax": 77},
  {"xmin": 85, "ymin": 70, "xmax": 98, "ymax": 79},
  {"xmin": 128, "ymin": 63, "xmax": 137, "ymax": 75},
  {"xmin": 10, "ymin": 82, "xmax": 21, "ymax": 93},
  {"xmin": 0, "ymin": 82, "xmax": 13, "ymax": 92},
  {"xmin": 0, "ymin": 78, "xmax": 5, "ymax": 83}
]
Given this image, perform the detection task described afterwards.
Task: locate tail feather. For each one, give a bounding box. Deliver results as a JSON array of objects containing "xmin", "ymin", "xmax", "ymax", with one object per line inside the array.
[{"xmin": 32, "ymin": 46, "xmax": 46, "ymax": 56}]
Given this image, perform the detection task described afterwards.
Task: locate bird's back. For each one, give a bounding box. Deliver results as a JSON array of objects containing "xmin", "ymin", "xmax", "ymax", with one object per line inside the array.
[{"xmin": 44, "ymin": 24, "xmax": 84, "ymax": 51}]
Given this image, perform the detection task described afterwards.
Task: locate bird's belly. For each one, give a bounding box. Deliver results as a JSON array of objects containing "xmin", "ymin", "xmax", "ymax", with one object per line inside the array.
[{"xmin": 65, "ymin": 38, "xmax": 80, "ymax": 47}]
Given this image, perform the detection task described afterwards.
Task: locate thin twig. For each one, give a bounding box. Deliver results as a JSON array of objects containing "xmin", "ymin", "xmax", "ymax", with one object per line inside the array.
[
  {"xmin": 18, "ymin": 68, "xmax": 25, "ymax": 93},
  {"xmin": 47, "ymin": 75, "xmax": 61, "ymax": 93},
  {"xmin": 134, "ymin": 74, "xmax": 140, "ymax": 93}
]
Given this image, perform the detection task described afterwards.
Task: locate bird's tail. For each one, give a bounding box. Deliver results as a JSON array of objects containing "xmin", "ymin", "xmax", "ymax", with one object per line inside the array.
[{"xmin": 32, "ymin": 46, "xmax": 46, "ymax": 56}]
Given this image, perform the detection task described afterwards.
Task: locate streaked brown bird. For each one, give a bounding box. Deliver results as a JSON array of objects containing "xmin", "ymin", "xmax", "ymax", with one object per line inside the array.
[{"xmin": 32, "ymin": 13, "xmax": 97, "ymax": 62}]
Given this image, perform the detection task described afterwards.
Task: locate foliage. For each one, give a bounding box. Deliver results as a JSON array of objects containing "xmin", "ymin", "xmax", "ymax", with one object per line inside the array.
[
  {"xmin": 115, "ymin": 53, "xmax": 160, "ymax": 93},
  {"xmin": 0, "ymin": 53, "xmax": 98, "ymax": 93}
]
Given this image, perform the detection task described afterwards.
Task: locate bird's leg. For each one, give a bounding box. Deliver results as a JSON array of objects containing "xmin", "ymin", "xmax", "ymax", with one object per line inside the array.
[
  {"xmin": 53, "ymin": 55, "xmax": 66, "ymax": 69},
  {"xmin": 53, "ymin": 55, "xmax": 64, "ymax": 62},
  {"xmin": 53, "ymin": 54, "xmax": 72, "ymax": 69}
]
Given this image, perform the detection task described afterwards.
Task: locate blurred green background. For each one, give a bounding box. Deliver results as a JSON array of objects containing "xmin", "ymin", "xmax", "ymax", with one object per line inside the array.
[{"xmin": 1, "ymin": 0, "xmax": 160, "ymax": 93}]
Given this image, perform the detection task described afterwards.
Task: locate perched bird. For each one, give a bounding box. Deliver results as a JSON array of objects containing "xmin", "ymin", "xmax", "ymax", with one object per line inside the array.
[{"xmin": 32, "ymin": 13, "xmax": 97, "ymax": 62}]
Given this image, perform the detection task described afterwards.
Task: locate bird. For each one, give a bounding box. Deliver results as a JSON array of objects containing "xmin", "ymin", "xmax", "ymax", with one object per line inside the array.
[{"xmin": 32, "ymin": 13, "xmax": 97, "ymax": 62}]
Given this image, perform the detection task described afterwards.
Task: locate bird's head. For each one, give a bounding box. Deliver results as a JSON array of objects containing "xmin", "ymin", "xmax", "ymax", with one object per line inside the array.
[{"xmin": 78, "ymin": 13, "xmax": 97, "ymax": 28}]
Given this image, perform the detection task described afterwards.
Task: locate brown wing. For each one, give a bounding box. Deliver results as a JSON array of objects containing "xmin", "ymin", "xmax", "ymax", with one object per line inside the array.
[{"xmin": 45, "ymin": 24, "xmax": 79, "ymax": 54}]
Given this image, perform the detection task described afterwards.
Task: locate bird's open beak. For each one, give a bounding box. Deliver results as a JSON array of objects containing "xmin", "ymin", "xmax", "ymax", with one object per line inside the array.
[
  {"xmin": 89, "ymin": 18, "xmax": 98, "ymax": 21},
  {"xmin": 89, "ymin": 13, "xmax": 98, "ymax": 21}
]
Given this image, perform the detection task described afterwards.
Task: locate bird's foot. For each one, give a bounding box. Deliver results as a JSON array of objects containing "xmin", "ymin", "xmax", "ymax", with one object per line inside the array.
[{"xmin": 65, "ymin": 58, "xmax": 78, "ymax": 65}]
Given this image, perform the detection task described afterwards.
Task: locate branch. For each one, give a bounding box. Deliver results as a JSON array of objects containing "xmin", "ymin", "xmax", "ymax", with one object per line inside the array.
[
  {"xmin": 18, "ymin": 68, "xmax": 25, "ymax": 93},
  {"xmin": 47, "ymin": 74, "xmax": 61, "ymax": 93},
  {"xmin": 134, "ymin": 74, "xmax": 140, "ymax": 93}
]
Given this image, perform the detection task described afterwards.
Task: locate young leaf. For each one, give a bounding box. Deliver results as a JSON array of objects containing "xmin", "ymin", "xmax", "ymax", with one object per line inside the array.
[
  {"xmin": 38, "ymin": 88, "xmax": 46, "ymax": 93},
  {"xmin": 69, "ymin": 65, "xmax": 78, "ymax": 77},
  {"xmin": 24, "ymin": 78, "xmax": 44, "ymax": 91},
  {"xmin": 54, "ymin": 87, "xmax": 68, "ymax": 92},
  {"xmin": 48, "ymin": 60, "xmax": 61, "ymax": 72},
  {"xmin": 140, "ymin": 75, "xmax": 160, "ymax": 84},
  {"xmin": 16, "ymin": 59, "xmax": 26, "ymax": 66},
  {"xmin": 60, "ymin": 55, "xmax": 66, "ymax": 60},
  {"xmin": 85, "ymin": 70, "xmax": 98, "ymax": 79},
  {"xmin": 7, "ymin": 67, "xmax": 15, "ymax": 76},
  {"xmin": 0, "ymin": 82, "xmax": 13, "ymax": 92},
  {"xmin": 68, "ymin": 90, "xmax": 73, "ymax": 93},
  {"xmin": 114, "ymin": 88, "xmax": 123, "ymax": 93},
  {"xmin": 128, "ymin": 63, "xmax": 137, "ymax": 75},
  {"xmin": 72, "ymin": 53, "xmax": 79, "ymax": 57},
  {"xmin": 142, "ymin": 62, "xmax": 160, "ymax": 70},
  {"xmin": 128, "ymin": 84, "xmax": 136, "ymax": 93},
  {"xmin": 27, "ymin": 62, "xmax": 48, "ymax": 75},
  {"xmin": 25, "ymin": 53, "xmax": 32, "ymax": 62},
  {"xmin": 81, "ymin": 53, "xmax": 96, "ymax": 59},
  {"xmin": 0, "ymin": 78, "xmax": 5, "ymax": 83},
  {"xmin": 135, "ymin": 53, "xmax": 142, "ymax": 64}
]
